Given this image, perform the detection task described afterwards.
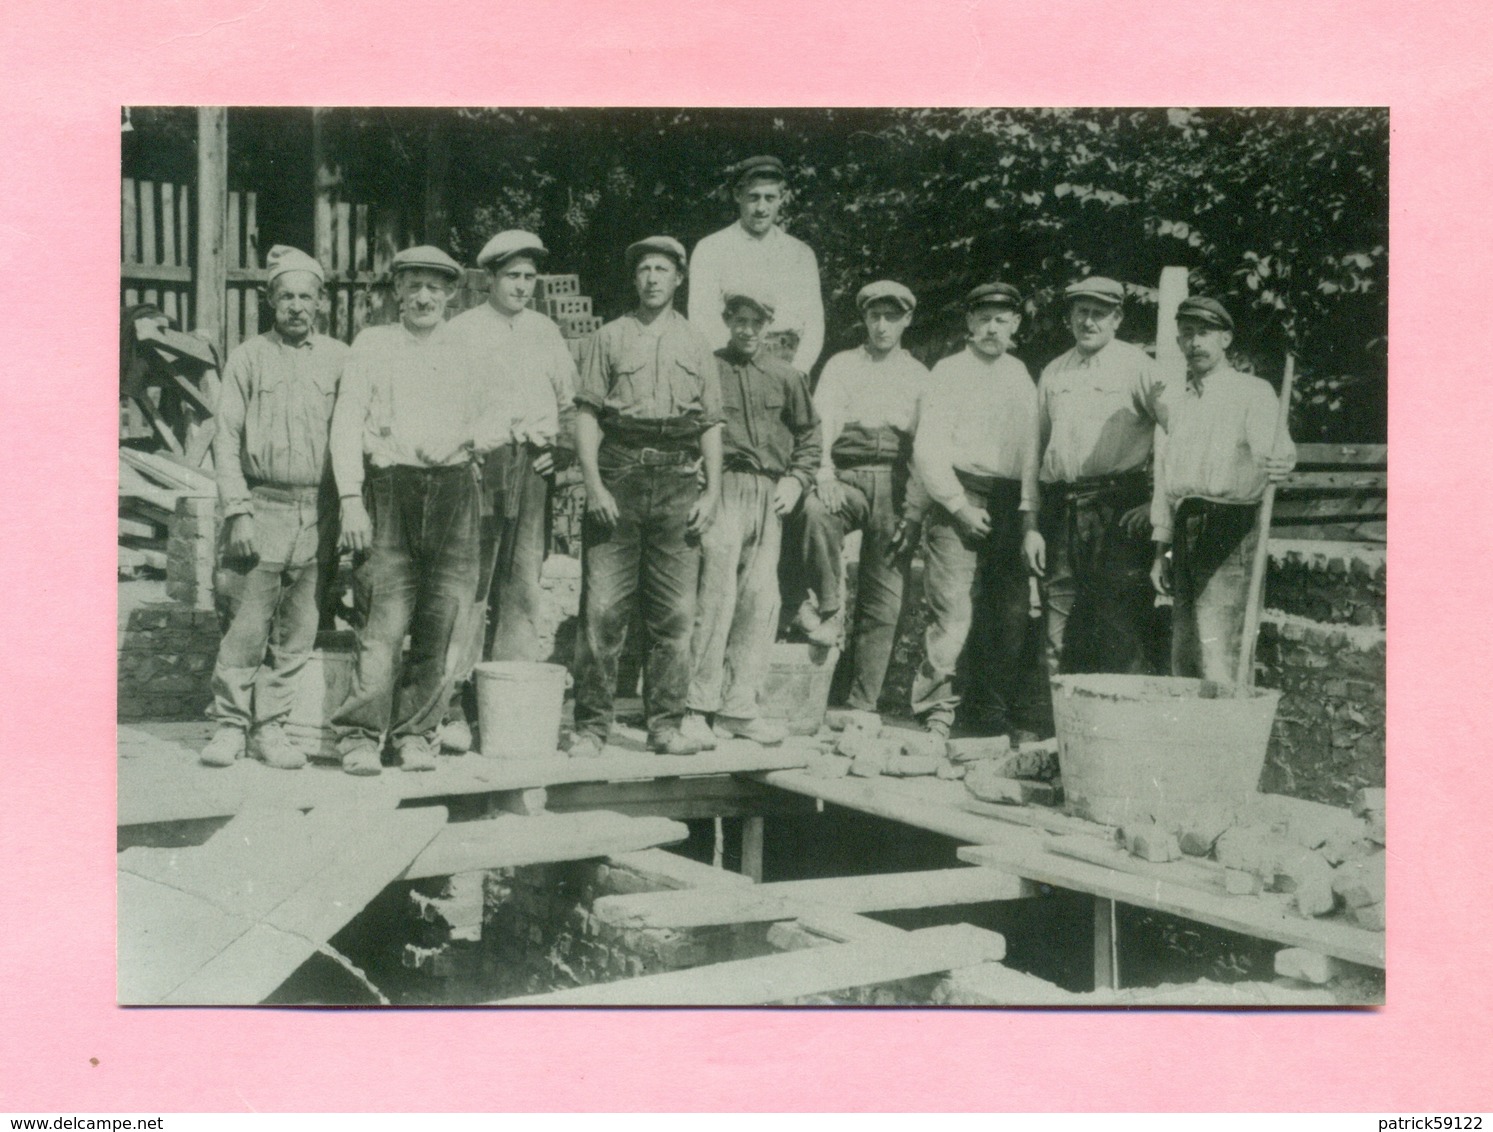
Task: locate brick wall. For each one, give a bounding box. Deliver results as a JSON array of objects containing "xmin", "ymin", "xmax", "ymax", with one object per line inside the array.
[{"xmin": 117, "ymin": 596, "xmax": 219, "ymax": 720}]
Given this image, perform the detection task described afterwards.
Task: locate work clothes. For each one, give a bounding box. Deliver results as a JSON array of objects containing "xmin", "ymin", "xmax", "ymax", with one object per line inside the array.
[
  {"xmin": 331, "ymin": 464, "xmax": 483, "ymax": 750},
  {"xmin": 214, "ymin": 329, "xmax": 348, "ymax": 519},
  {"xmin": 812, "ymin": 345, "xmax": 926, "ymax": 478},
  {"xmin": 686, "ymin": 347, "xmax": 820, "ymax": 720},
  {"xmin": 443, "ymin": 303, "xmax": 575, "ymax": 454},
  {"xmin": 1037, "ymin": 337, "xmax": 1168, "ymax": 677},
  {"xmin": 209, "ymin": 330, "xmax": 346, "ymax": 734},
  {"xmin": 911, "ymin": 476, "xmax": 1029, "ymax": 730},
  {"xmin": 573, "ymin": 310, "xmax": 722, "ymax": 744},
  {"xmin": 1169, "ymin": 499, "xmax": 1259, "ymax": 683},
  {"xmin": 688, "ymin": 221, "xmax": 825, "ymax": 374}
]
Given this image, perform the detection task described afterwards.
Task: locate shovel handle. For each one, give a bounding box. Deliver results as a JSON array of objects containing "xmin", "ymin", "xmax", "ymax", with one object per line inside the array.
[{"xmin": 1235, "ymin": 354, "xmax": 1295, "ymax": 692}]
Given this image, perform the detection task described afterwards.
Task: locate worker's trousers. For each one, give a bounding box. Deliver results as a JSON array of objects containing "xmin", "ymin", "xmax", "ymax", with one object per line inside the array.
[
  {"xmin": 688, "ymin": 471, "xmax": 783, "ymax": 720},
  {"xmin": 1169, "ymin": 497, "xmax": 1259, "ymax": 685}
]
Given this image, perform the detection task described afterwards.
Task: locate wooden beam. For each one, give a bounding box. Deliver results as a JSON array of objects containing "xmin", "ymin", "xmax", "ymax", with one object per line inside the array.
[
  {"xmin": 1279, "ymin": 470, "xmax": 1387, "ymax": 492},
  {"xmin": 122, "ymin": 177, "xmax": 139, "ymax": 264},
  {"xmin": 122, "ymin": 263, "xmax": 194, "ymax": 284},
  {"xmin": 312, "ymin": 107, "xmax": 338, "ymax": 292},
  {"xmin": 1295, "ymin": 443, "xmax": 1387, "ymax": 466},
  {"xmin": 1094, "ymin": 896, "xmax": 1119, "ymax": 991},
  {"xmin": 741, "ymin": 815, "xmax": 765, "ymax": 882},
  {"xmin": 403, "ymin": 812, "xmax": 687, "ymax": 880},
  {"xmin": 499, "ymin": 924, "xmax": 1007, "ymax": 1006},
  {"xmin": 593, "ymin": 866, "xmax": 1035, "ymax": 931},
  {"xmin": 194, "ymin": 108, "xmax": 229, "ymax": 352}
]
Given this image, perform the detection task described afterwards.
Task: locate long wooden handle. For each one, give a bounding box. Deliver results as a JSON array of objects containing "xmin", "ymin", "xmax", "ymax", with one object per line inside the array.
[{"xmin": 1235, "ymin": 354, "xmax": 1295, "ymax": 692}]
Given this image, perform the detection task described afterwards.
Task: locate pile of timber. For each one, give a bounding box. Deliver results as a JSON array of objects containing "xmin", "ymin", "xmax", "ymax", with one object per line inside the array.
[{"xmin": 119, "ymin": 445, "xmax": 215, "ymax": 578}]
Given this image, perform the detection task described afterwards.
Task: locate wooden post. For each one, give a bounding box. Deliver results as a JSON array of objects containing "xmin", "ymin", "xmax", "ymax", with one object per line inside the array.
[
  {"xmin": 312, "ymin": 107, "xmax": 338, "ymax": 339},
  {"xmin": 193, "ymin": 108, "xmax": 229, "ymax": 356},
  {"xmin": 741, "ymin": 816, "xmax": 765, "ymax": 883},
  {"xmin": 1093, "ymin": 896, "xmax": 1119, "ymax": 991},
  {"xmin": 1156, "ymin": 265, "xmax": 1189, "ymax": 380},
  {"xmin": 424, "ymin": 116, "xmax": 450, "ymax": 244}
]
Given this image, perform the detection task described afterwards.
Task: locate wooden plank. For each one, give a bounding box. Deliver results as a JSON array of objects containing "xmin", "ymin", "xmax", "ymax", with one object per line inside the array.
[
  {"xmin": 1273, "ymin": 495, "xmax": 1386, "ymax": 522},
  {"xmin": 403, "ymin": 812, "xmax": 688, "ymax": 879},
  {"xmin": 957, "ymin": 841, "xmax": 1384, "ymax": 968},
  {"xmin": 593, "ymin": 867, "xmax": 1035, "ymax": 931},
  {"xmin": 194, "ymin": 108, "xmax": 229, "ymax": 356},
  {"xmin": 545, "ymin": 775, "xmax": 782, "ymax": 820},
  {"xmin": 162, "ymin": 291, "xmax": 178, "ymax": 322},
  {"xmin": 161, "ymin": 182, "xmax": 178, "ymax": 266},
  {"xmin": 227, "ymin": 192, "xmax": 242, "ymax": 269},
  {"xmin": 355, "ymin": 203, "xmax": 369, "ymax": 271},
  {"xmin": 120, "ymin": 445, "xmax": 214, "ymax": 493},
  {"xmin": 177, "ymin": 182, "xmax": 191, "ymax": 270},
  {"xmin": 741, "ymin": 815, "xmax": 765, "ymax": 882},
  {"xmin": 1094, "ymin": 897, "xmax": 1118, "ymax": 990},
  {"xmin": 500, "ymin": 924, "xmax": 1007, "ymax": 1006},
  {"xmin": 131, "ymin": 394, "xmax": 186, "ymax": 455},
  {"xmin": 227, "ymin": 278, "xmax": 242, "ymax": 350},
  {"xmin": 121, "ymin": 263, "xmax": 194, "ymax": 284},
  {"xmin": 313, "ymin": 109, "xmax": 336, "ymax": 274},
  {"xmin": 336, "ymin": 200, "xmax": 351, "ymax": 274},
  {"xmin": 140, "ymin": 179, "xmax": 158, "ymax": 265},
  {"xmin": 119, "ymin": 463, "xmax": 182, "ymax": 511},
  {"xmin": 245, "ymin": 191, "xmax": 258, "ymax": 267},
  {"xmin": 373, "ymin": 210, "xmax": 396, "ymax": 272},
  {"xmin": 119, "ymin": 515, "xmax": 165, "ymax": 540},
  {"xmin": 1279, "ymin": 470, "xmax": 1387, "ymax": 492},
  {"xmin": 1295, "ymin": 443, "xmax": 1387, "ymax": 466},
  {"xmin": 791, "ymin": 910, "xmax": 910, "ymax": 945},
  {"xmin": 122, "ymin": 177, "xmax": 139, "ymax": 263}
]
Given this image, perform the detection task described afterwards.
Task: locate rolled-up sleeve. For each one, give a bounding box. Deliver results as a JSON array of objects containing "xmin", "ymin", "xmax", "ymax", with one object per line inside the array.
[{"xmin": 576, "ymin": 327, "xmax": 612, "ymax": 412}]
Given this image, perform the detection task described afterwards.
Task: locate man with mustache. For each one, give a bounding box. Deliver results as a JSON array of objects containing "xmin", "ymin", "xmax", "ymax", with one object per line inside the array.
[
  {"xmin": 688, "ymin": 156, "xmax": 825, "ymax": 374},
  {"xmin": 328, "ymin": 246, "xmax": 508, "ymax": 775},
  {"xmin": 570, "ymin": 237, "xmax": 724, "ymax": 758},
  {"xmin": 199, "ymin": 245, "xmax": 349, "ymax": 770}
]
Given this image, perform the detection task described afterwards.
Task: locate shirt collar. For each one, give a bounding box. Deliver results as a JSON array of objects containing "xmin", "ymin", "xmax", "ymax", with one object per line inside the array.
[
  {"xmin": 269, "ymin": 328, "xmax": 316, "ymax": 351},
  {"xmin": 734, "ymin": 221, "xmax": 779, "ymax": 244}
]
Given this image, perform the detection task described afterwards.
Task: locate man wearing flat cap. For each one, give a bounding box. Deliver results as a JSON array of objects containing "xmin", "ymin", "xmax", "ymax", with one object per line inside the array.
[
  {"xmin": 1150, "ymin": 297, "xmax": 1296, "ymax": 683},
  {"xmin": 570, "ymin": 236, "xmax": 725, "ymax": 758},
  {"xmin": 200, "ymin": 245, "xmax": 349, "ymax": 770},
  {"xmin": 1035, "ymin": 276, "xmax": 1169, "ymax": 680},
  {"xmin": 328, "ymin": 245, "xmax": 510, "ymax": 775},
  {"xmin": 794, "ymin": 280, "xmax": 929, "ymax": 724},
  {"xmin": 910, "ymin": 283, "xmax": 1043, "ymax": 740},
  {"xmin": 439, "ymin": 230, "xmax": 579, "ymax": 751},
  {"xmin": 682, "ymin": 288, "xmax": 821, "ymax": 749},
  {"xmin": 688, "ymin": 156, "xmax": 825, "ymax": 375}
]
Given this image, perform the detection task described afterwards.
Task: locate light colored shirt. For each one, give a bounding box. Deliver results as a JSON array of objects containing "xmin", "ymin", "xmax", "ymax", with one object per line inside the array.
[
  {"xmin": 1037, "ymin": 338, "xmax": 1167, "ymax": 483},
  {"xmin": 577, "ymin": 308, "xmax": 722, "ymax": 426},
  {"xmin": 1150, "ymin": 365, "xmax": 1297, "ymax": 542},
  {"xmin": 915, "ymin": 348, "xmax": 1040, "ymax": 514},
  {"xmin": 330, "ymin": 323, "xmax": 495, "ymax": 499},
  {"xmin": 213, "ymin": 329, "xmax": 349, "ymax": 518},
  {"xmin": 443, "ymin": 303, "xmax": 574, "ymax": 447},
  {"xmin": 812, "ymin": 346, "xmax": 929, "ymax": 477},
  {"xmin": 687, "ymin": 222, "xmax": 825, "ymax": 374}
]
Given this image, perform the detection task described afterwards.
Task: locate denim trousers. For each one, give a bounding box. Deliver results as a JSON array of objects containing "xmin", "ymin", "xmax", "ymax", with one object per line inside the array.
[
  {"xmin": 332, "ymin": 463, "xmax": 482, "ymax": 749},
  {"xmin": 572, "ymin": 446, "xmax": 701, "ymax": 742},
  {"xmin": 1039, "ymin": 477, "xmax": 1157, "ymax": 678},
  {"xmin": 911, "ymin": 481, "xmax": 1029, "ymax": 727},
  {"xmin": 211, "ymin": 485, "xmax": 326, "ymax": 731},
  {"xmin": 688, "ymin": 470, "xmax": 783, "ymax": 720},
  {"xmin": 1170, "ymin": 499, "xmax": 1259, "ymax": 684},
  {"xmin": 799, "ymin": 465, "xmax": 908, "ymax": 712}
]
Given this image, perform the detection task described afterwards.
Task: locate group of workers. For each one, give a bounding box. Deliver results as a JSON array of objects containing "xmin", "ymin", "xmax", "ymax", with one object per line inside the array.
[{"xmin": 197, "ymin": 154, "xmax": 1296, "ymax": 775}]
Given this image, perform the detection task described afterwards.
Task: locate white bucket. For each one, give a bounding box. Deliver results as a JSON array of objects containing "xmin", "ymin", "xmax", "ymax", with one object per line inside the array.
[{"xmin": 474, "ymin": 661, "xmax": 569, "ymax": 759}]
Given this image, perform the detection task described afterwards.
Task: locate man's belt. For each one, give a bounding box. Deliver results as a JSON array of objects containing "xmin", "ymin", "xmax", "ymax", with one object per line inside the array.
[
  {"xmin": 601, "ymin": 415, "xmax": 703, "ymax": 450},
  {"xmin": 1043, "ymin": 467, "xmax": 1150, "ymax": 506},
  {"xmin": 368, "ymin": 462, "xmax": 473, "ymax": 480},
  {"xmin": 247, "ymin": 481, "xmax": 323, "ymax": 504},
  {"xmin": 723, "ymin": 455, "xmax": 777, "ymax": 476},
  {"xmin": 954, "ymin": 469, "xmax": 1022, "ymax": 507}
]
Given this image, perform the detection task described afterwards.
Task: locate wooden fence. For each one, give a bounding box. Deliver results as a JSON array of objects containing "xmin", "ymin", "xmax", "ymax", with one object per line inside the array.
[{"xmin": 121, "ymin": 179, "xmax": 193, "ymax": 326}]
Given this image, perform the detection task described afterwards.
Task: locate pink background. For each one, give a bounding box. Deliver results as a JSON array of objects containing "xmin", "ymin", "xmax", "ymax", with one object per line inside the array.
[{"xmin": 1, "ymin": 0, "xmax": 1487, "ymax": 1112}]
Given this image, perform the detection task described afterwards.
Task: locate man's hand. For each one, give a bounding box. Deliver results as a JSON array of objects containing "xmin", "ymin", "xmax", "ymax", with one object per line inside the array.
[
  {"xmin": 815, "ymin": 473, "xmax": 846, "ymax": 516},
  {"xmin": 340, "ymin": 497, "xmax": 372, "ymax": 555},
  {"xmin": 1150, "ymin": 546, "xmax": 1173, "ymax": 596},
  {"xmin": 226, "ymin": 513, "xmax": 257, "ymax": 559},
  {"xmin": 953, "ymin": 503, "xmax": 992, "ymax": 540},
  {"xmin": 1263, "ymin": 454, "xmax": 1294, "ymax": 484},
  {"xmin": 887, "ymin": 518, "xmax": 922, "ymax": 562},
  {"xmin": 531, "ymin": 448, "xmax": 556, "ymax": 477},
  {"xmin": 1023, "ymin": 529, "xmax": 1046, "ymax": 577},
  {"xmin": 1119, "ymin": 503, "xmax": 1151, "ymax": 538},
  {"xmin": 586, "ymin": 479, "xmax": 620, "ymax": 529},
  {"xmin": 688, "ymin": 489, "xmax": 720, "ymax": 537},
  {"xmin": 773, "ymin": 476, "xmax": 804, "ymax": 517}
]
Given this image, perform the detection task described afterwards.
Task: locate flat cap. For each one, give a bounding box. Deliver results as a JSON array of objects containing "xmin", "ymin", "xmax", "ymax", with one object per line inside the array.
[
  {"xmin": 1064, "ymin": 276, "xmax": 1126, "ymax": 306},
  {"xmin": 722, "ymin": 288, "xmax": 776, "ymax": 321},
  {"xmin": 1175, "ymin": 296, "xmax": 1234, "ymax": 331},
  {"xmin": 856, "ymin": 280, "xmax": 916, "ymax": 313},
  {"xmin": 730, "ymin": 155, "xmax": 787, "ymax": 186},
  {"xmin": 265, "ymin": 245, "xmax": 324, "ymax": 286},
  {"xmin": 965, "ymin": 282, "xmax": 1024, "ymax": 311},
  {"xmin": 477, "ymin": 230, "xmax": 548, "ymax": 270},
  {"xmin": 391, "ymin": 245, "xmax": 462, "ymax": 279},
  {"xmin": 626, "ymin": 236, "xmax": 688, "ymax": 272}
]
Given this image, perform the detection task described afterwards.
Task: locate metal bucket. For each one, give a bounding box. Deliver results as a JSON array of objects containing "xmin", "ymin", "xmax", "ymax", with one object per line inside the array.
[
  {"xmin": 760, "ymin": 643, "xmax": 841, "ymax": 736},
  {"xmin": 475, "ymin": 661, "xmax": 569, "ymax": 759},
  {"xmin": 1051, "ymin": 674, "xmax": 1280, "ymax": 827}
]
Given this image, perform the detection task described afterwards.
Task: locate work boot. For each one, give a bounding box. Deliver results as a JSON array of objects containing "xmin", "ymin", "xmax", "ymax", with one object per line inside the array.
[
  {"xmin": 199, "ymin": 726, "xmax": 246, "ymax": 768},
  {"xmin": 804, "ymin": 609, "xmax": 843, "ymax": 648},
  {"xmin": 648, "ymin": 728, "xmax": 704, "ymax": 756},
  {"xmin": 827, "ymin": 708, "xmax": 882, "ymax": 733},
  {"xmin": 340, "ymin": 741, "xmax": 383, "ymax": 777},
  {"xmin": 396, "ymin": 735, "xmax": 437, "ymax": 772},
  {"xmin": 566, "ymin": 732, "xmax": 605, "ymax": 760},
  {"xmin": 251, "ymin": 724, "xmax": 307, "ymax": 770},
  {"xmin": 715, "ymin": 715, "xmax": 787, "ymax": 745},
  {"xmin": 924, "ymin": 713, "xmax": 953, "ymax": 740},
  {"xmin": 438, "ymin": 718, "xmax": 473, "ymax": 754},
  {"xmin": 680, "ymin": 711, "xmax": 718, "ymax": 751}
]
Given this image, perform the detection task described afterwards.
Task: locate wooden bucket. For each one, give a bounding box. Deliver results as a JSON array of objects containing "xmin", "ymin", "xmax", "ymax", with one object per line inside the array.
[{"xmin": 760, "ymin": 643, "xmax": 842, "ymax": 736}]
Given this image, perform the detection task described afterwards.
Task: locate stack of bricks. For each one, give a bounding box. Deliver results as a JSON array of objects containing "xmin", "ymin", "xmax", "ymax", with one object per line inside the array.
[
  {"xmin": 165, "ymin": 494, "xmax": 219, "ymax": 610},
  {"xmin": 117, "ymin": 599, "xmax": 219, "ymax": 720},
  {"xmin": 1255, "ymin": 541, "xmax": 1387, "ymax": 807},
  {"xmin": 534, "ymin": 273, "xmax": 598, "ymax": 560}
]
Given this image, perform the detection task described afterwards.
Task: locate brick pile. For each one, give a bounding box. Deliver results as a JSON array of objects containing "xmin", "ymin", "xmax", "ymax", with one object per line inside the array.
[{"xmin": 117, "ymin": 594, "xmax": 219, "ymax": 721}]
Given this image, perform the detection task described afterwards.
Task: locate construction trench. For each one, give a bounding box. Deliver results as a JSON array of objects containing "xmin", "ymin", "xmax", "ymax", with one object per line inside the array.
[{"xmin": 117, "ymin": 509, "xmax": 1386, "ymax": 1007}]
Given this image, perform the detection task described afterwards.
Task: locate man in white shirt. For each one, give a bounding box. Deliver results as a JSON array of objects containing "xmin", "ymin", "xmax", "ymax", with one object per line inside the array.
[
  {"xmin": 910, "ymin": 283, "xmax": 1044, "ymax": 739},
  {"xmin": 687, "ymin": 156, "xmax": 825, "ymax": 375},
  {"xmin": 1149, "ymin": 297, "xmax": 1296, "ymax": 683},
  {"xmin": 795, "ymin": 280, "xmax": 928, "ymax": 720}
]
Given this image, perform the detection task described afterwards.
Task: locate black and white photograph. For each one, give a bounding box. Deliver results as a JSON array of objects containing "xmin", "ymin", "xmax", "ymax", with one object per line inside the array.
[{"xmin": 116, "ymin": 105, "xmax": 1388, "ymax": 1008}]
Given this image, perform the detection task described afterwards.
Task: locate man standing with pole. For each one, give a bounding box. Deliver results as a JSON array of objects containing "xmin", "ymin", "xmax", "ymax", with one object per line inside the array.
[
  {"xmin": 570, "ymin": 237, "xmax": 724, "ymax": 758},
  {"xmin": 1149, "ymin": 297, "xmax": 1296, "ymax": 684}
]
